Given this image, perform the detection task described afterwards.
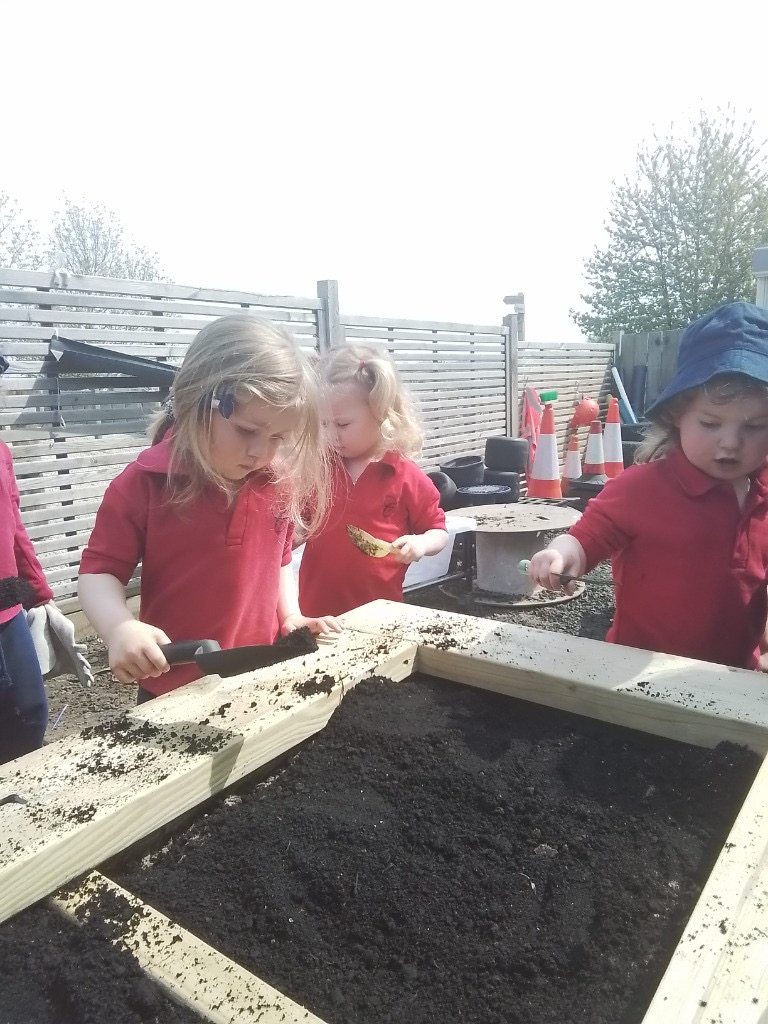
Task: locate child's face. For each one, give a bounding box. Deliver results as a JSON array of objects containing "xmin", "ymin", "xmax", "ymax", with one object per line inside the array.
[
  {"xmin": 206, "ymin": 395, "xmax": 300, "ymax": 481},
  {"xmin": 675, "ymin": 391, "xmax": 768, "ymax": 480},
  {"xmin": 326, "ymin": 384, "xmax": 381, "ymax": 461}
]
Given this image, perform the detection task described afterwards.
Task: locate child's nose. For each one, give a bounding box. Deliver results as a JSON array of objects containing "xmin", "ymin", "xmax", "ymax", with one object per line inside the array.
[
  {"xmin": 719, "ymin": 428, "xmax": 741, "ymax": 450},
  {"xmin": 245, "ymin": 434, "xmax": 269, "ymax": 459}
]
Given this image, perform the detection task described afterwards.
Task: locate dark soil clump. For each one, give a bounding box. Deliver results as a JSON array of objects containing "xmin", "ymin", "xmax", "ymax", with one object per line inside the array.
[{"xmin": 114, "ymin": 673, "xmax": 758, "ymax": 1024}]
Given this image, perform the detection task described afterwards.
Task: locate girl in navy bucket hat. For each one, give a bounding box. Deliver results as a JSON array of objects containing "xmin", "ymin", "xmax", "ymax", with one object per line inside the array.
[{"xmin": 528, "ymin": 301, "xmax": 768, "ymax": 670}]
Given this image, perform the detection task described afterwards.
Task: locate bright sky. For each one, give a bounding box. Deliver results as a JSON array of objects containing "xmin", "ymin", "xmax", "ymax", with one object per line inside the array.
[{"xmin": 3, "ymin": 0, "xmax": 768, "ymax": 341}]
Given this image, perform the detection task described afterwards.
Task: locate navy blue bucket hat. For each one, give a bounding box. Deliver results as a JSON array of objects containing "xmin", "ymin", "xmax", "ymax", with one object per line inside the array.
[{"xmin": 645, "ymin": 301, "xmax": 768, "ymax": 417}]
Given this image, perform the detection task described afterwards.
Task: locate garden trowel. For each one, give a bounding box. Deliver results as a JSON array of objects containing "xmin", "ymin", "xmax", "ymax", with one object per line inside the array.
[
  {"xmin": 160, "ymin": 629, "xmax": 318, "ymax": 678},
  {"xmin": 346, "ymin": 525, "xmax": 396, "ymax": 558}
]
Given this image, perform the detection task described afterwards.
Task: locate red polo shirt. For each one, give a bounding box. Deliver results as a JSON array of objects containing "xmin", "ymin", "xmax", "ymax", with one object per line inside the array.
[
  {"xmin": 299, "ymin": 453, "xmax": 446, "ymax": 616},
  {"xmin": 0, "ymin": 440, "xmax": 53, "ymax": 624},
  {"xmin": 79, "ymin": 437, "xmax": 293, "ymax": 694},
  {"xmin": 569, "ymin": 446, "xmax": 768, "ymax": 668}
]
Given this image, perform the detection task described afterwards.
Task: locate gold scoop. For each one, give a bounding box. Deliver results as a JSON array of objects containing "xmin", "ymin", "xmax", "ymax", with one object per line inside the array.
[{"xmin": 346, "ymin": 525, "xmax": 397, "ymax": 558}]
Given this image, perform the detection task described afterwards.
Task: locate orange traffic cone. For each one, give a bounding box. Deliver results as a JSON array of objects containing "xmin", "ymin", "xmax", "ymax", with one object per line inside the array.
[
  {"xmin": 603, "ymin": 397, "xmax": 624, "ymax": 478},
  {"xmin": 527, "ymin": 403, "xmax": 562, "ymax": 499},
  {"xmin": 561, "ymin": 432, "xmax": 583, "ymax": 495},
  {"xmin": 582, "ymin": 419, "xmax": 607, "ymax": 478}
]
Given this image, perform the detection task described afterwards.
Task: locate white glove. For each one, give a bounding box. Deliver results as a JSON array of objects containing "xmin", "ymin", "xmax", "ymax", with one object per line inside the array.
[{"xmin": 26, "ymin": 603, "xmax": 94, "ymax": 688}]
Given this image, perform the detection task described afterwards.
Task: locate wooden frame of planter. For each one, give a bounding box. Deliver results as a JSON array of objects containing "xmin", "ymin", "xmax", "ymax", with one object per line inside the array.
[{"xmin": 2, "ymin": 600, "xmax": 767, "ymax": 1023}]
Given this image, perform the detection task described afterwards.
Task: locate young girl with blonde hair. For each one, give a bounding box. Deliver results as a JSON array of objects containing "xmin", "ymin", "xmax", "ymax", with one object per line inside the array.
[
  {"xmin": 529, "ymin": 301, "xmax": 768, "ymax": 670},
  {"xmin": 299, "ymin": 343, "xmax": 448, "ymax": 617},
  {"xmin": 79, "ymin": 313, "xmax": 340, "ymax": 699}
]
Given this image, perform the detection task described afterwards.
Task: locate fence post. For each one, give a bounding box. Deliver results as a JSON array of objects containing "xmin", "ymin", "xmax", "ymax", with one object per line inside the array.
[
  {"xmin": 755, "ymin": 246, "xmax": 768, "ymax": 309},
  {"xmin": 503, "ymin": 313, "xmax": 519, "ymax": 437},
  {"xmin": 316, "ymin": 280, "xmax": 343, "ymax": 355}
]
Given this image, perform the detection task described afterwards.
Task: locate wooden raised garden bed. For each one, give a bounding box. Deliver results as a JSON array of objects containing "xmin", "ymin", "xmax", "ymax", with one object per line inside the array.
[{"xmin": 2, "ymin": 601, "xmax": 767, "ymax": 1023}]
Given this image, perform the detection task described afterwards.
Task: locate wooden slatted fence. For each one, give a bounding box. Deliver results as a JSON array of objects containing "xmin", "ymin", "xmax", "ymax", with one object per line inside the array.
[
  {"xmin": 339, "ymin": 313, "xmax": 512, "ymax": 471},
  {"xmin": 516, "ymin": 341, "xmax": 614, "ymax": 459}
]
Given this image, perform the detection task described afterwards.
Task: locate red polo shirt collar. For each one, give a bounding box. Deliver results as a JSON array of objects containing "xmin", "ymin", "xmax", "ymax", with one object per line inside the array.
[{"xmin": 663, "ymin": 445, "xmax": 768, "ymax": 500}]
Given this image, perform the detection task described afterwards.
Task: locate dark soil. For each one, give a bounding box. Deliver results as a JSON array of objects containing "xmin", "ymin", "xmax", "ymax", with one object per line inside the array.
[
  {"xmin": 113, "ymin": 673, "xmax": 758, "ymax": 1024},
  {"xmin": 0, "ymin": 898, "xmax": 200, "ymax": 1024}
]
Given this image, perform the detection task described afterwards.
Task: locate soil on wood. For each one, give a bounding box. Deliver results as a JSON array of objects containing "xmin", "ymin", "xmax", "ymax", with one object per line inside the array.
[
  {"xmin": 112, "ymin": 672, "xmax": 759, "ymax": 1024},
  {"xmin": 0, "ymin": 897, "xmax": 201, "ymax": 1024}
]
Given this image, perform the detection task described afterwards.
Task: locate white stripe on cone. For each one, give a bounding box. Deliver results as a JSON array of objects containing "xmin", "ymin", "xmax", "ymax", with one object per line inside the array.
[
  {"xmin": 562, "ymin": 433, "xmax": 582, "ymax": 481},
  {"xmin": 527, "ymin": 403, "xmax": 562, "ymax": 499},
  {"xmin": 604, "ymin": 397, "xmax": 624, "ymax": 478},
  {"xmin": 582, "ymin": 419, "xmax": 606, "ymax": 475}
]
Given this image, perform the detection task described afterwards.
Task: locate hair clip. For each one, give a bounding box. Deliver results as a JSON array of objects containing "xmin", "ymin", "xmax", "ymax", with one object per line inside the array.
[{"xmin": 211, "ymin": 390, "xmax": 235, "ymax": 419}]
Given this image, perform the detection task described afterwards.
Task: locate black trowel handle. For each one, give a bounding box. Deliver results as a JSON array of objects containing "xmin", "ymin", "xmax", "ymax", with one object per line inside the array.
[{"xmin": 161, "ymin": 639, "xmax": 222, "ymax": 666}]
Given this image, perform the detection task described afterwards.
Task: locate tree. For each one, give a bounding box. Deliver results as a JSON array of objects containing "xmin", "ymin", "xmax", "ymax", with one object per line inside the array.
[
  {"xmin": 571, "ymin": 111, "xmax": 768, "ymax": 338},
  {"xmin": 46, "ymin": 199, "xmax": 166, "ymax": 281},
  {"xmin": 0, "ymin": 191, "xmax": 41, "ymax": 268}
]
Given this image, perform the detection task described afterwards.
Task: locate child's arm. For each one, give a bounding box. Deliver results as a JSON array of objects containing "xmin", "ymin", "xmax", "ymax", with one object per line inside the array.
[
  {"xmin": 276, "ymin": 563, "xmax": 342, "ymax": 636},
  {"xmin": 78, "ymin": 573, "xmax": 171, "ymax": 685},
  {"xmin": 391, "ymin": 528, "xmax": 449, "ymax": 565},
  {"xmin": 528, "ymin": 534, "xmax": 587, "ymax": 592}
]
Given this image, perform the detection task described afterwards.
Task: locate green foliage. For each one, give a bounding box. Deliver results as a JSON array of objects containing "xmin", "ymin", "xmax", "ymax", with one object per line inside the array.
[
  {"xmin": 572, "ymin": 111, "xmax": 768, "ymax": 339},
  {"xmin": 0, "ymin": 192, "xmax": 41, "ymax": 269},
  {"xmin": 46, "ymin": 199, "xmax": 167, "ymax": 281}
]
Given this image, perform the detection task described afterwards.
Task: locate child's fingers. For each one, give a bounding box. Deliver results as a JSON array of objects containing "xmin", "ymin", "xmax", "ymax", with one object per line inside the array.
[
  {"xmin": 315, "ymin": 615, "xmax": 343, "ymax": 634},
  {"xmin": 110, "ymin": 644, "xmax": 169, "ymax": 684}
]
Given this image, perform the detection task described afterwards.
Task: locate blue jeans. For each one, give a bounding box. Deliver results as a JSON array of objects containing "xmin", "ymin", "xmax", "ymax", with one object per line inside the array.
[{"xmin": 0, "ymin": 610, "xmax": 48, "ymax": 764}]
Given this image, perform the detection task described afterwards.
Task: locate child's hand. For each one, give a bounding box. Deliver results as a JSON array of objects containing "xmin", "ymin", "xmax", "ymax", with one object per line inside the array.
[
  {"xmin": 391, "ymin": 535, "xmax": 427, "ymax": 564},
  {"xmin": 105, "ymin": 620, "xmax": 172, "ymax": 685},
  {"xmin": 281, "ymin": 613, "xmax": 343, "ymax": 637},
  {"xmin": 528, "ymin": 548, "xmax": 577, "ymax": 593}
]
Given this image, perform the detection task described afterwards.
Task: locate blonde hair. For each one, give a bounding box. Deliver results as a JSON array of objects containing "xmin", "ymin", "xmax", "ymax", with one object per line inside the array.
[
  {"xmin": 319, "ymin": 343, "xmax": 423, "ymax": 458},
  {"xmin": 635, "ymin": 374, "xmax": 768, "ymax": 464},
  {"xmin": 149, "ymin": 313, "xmax": 330, "ymax": 533}
]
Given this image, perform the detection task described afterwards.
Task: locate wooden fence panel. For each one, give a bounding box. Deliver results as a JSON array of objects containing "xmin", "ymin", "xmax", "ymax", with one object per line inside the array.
[
  {"xmin": 339, "ymin": 314, "xmax": 510, "ymax": 471},
  {"xmin": 516, "ymin": 342, "xmax": 614, "ymax": 460},
  {"xmin": 615, "ymin": 330, "xmax": 683, "ymax": 414}
]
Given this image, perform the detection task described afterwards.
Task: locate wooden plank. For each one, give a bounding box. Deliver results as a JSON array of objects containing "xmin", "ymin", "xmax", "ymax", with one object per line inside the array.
[
  {"xmin": 0, "ymin": 306, "xmax": 319, "ymax": 332},
  {"xmin": 340, "ymin": 602, "xmax": 768, "ymax": 753},
  {"xmin": 8, "ymin": 435, "xmax": 145, "ymax": 459},
  {"xmin": 14, "ymin": 450, "xmax": 139, "ymax": 477},
  {"xmin": 0, "ymin": 628, "xmax": 418, "ymax": 924},
  {"xmin": 1, "ymin": 389, "xmax": 165, "ymax": 410},
  {"xmin": 3, "ymin": 374, "xmax": 170, "ymax": 392},
  {"xmin": 33, "ymin": 531, "xmax": 93, "ymax": 557},
  {"xmin": 26, "ymin": 517, "xmax": 99, "ymax": 543},
  {"xmin": 0, "ymin": 269, "xmax": 323, "ymax": 310},
  {"xmin": 0, "ymin": 340, "xmax": 190, "ymax": 359},
  {"xmin": 3, "ymin": 422, "xmax": 149, "ymax": 443},
  {"xmin": 52, "ymin": 872, "xmax": 329, "ymax": 1024},
  {"xmin": 342, "ymin": 328, "xmax": 506, "ymax": 345},
  {"xmin": 642, "ymin": 755, "xmax": 768, "ymax": 1024},
  {"xmin": 19, "ymin": 479, "xmax": 117, "ymax": 511},
  {"xmin": 0, "ymin": 323, "xmax": 317, "ymax": 344},
  {"xmin": 20, "ymin": 498, "xmax": 105, "ymax": 524},
  {"xmin": 340, "ymin": 314, "xmax": 503, "ymax": 334},
  {"xmin": 645, "ymin": 331, "xmax": 665, "ymax": 408},
  {"xmin": 0, "ymin": 288, "xmax": 320, "ymax": 322},
  {"xmin": 353, "ymin": 338, "xmax": 506, "ymax": 353}
]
